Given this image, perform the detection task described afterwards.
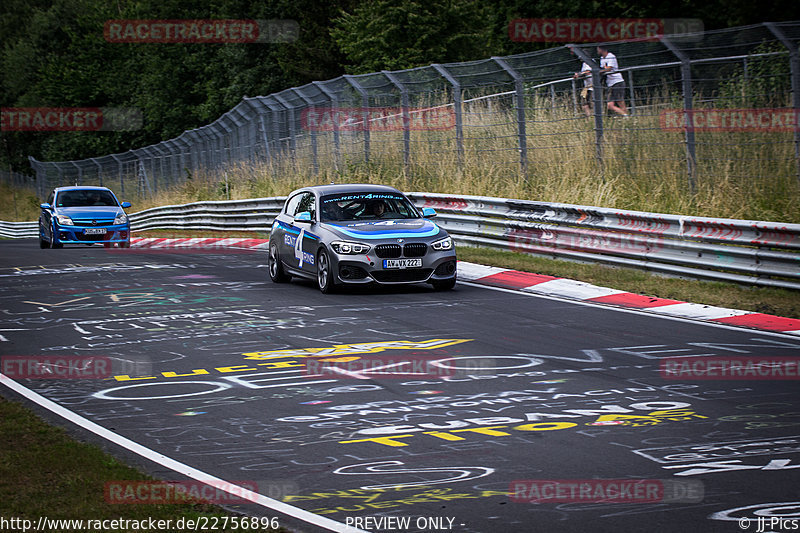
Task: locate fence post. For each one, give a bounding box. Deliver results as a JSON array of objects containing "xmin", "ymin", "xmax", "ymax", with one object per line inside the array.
[
  {"xmin": 343, "ymin": 75, "xmax": 371, "ymax": 165},
  {"xmin": 568, "ymin": 46, "xmax": 604, "ymax": 179},
  {"xmin": 431, "ymin": 64, "xmax": 464, "ymax": 166},
  {"xmin": 175, "ymin": 139, "xmax": 188, "ymax": 180},
  {"xmin": 292, "ymin": 88, "xmax": 319, "ymax": 174},
  {"xmin": 662, "ymin": 37, "xmax": 696, "ymax": 194},
  {"xmin": 28, "ymin": 157, "xmax": 42, "ymax": 198},
  {"xmin": 164, "ymin": 140, "xmax": 178, "ymax": 187},
  {"xmin": 90, "ymin": 158, "xmax": 103, "ymax": 188},
  {"xmin": 273, "ymin": 94, "xmax": 297, "ymax": 168},
  {"xmin": 203, "ymin": 128, "xmax": 217, "ymax": 170},
  {"xmin": 492, "ymin": 57, "xmax": 528, "ymax": 179},
  {"xmin": 627, "ymin": 70, "xmax": 636, "ymax": 116},
  {"xmin": 265, "ymin": 97, "xmax": 283, "ymax": 165},
  {"xmin": 151, "ymin": 146, "xmax": 166, "ymax": 193},
  {"xmin": 71, "ymin": 162, "xmax": 82, "ymax": 186},
  {"xmin": 313, "ymin": 81, "xmax": 341, "ymax": 172},
  {"xmin": 765, "ymin": 22, "xmax": 800, "ymax": 184},
  {"xmin": 571, "ymin": 78, "xmax": 578, "ymax": 114},
  {"xmin": 382, "ymin": 70, "xmax": 411, "ymax": 176},
  {"xmin": 110, "ymin": 154, "xmax": 124, "ymax": 195}
]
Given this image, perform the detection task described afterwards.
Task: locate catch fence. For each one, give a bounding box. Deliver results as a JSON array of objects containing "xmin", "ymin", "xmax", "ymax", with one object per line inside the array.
[{"xmin": 24, "ymin": 21, "xmax": 800, "ymax": 204}]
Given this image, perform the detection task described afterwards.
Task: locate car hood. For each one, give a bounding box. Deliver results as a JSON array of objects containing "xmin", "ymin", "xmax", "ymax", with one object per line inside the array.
[
  {"xmin": 324, "ymin": 219, "xmax": 442, "ymax": 240},
  {"xmin": 56, "ymin": 206, "xmax": 123, "ymax": 219}
]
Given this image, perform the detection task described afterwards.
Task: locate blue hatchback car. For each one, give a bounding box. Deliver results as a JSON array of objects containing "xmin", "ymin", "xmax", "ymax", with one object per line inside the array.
[{"xmin": 39, "ymin": 186, "xmax": 131, "ymax": 248}]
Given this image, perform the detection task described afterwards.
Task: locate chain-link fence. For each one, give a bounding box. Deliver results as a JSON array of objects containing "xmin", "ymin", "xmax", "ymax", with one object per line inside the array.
[
  {"xmin": 27, "ymin": 22, "xmax": 800, "ymax": 207},
  {"xmin": 0, "ymin": 169, "xmax": 36, "ymax": 191}
]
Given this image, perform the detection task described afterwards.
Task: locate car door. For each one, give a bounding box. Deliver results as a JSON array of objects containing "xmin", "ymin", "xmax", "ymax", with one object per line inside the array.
[
  {"xmin": 291, "ymin": 192, "xmax": 318, "ymax": 275},
  {"xmin": 276, "ymin": 193, "xmax": 304, "ymax": 267}
]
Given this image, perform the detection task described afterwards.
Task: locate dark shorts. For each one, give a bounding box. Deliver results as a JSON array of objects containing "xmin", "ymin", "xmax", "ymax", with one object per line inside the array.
[
  {"xmin": 580, "ymin": 88, "xmax": 593, "ymax": 106},
  {"xmin": 607, "ymin": 82, "xmax": 625, "ymax": 103}
]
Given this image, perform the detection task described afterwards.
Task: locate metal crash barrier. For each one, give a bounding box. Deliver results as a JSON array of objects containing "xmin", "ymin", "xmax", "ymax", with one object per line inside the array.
[
  {"xmin": 2, "ymin": 192, "xmax": 798, "ymax": 290},
  {"xmin": 406, "ymin": 192, "xmax": 800, "ymax": 290}
]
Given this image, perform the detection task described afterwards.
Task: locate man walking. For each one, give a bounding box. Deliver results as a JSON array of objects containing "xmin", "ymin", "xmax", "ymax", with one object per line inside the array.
[
  {"xmin": 597, "ymin": 45, "xmax": 628, "ymax": 117},
  {"xmin": 574, "ymin": 59, "xmax": 593, "ymax": 117}
]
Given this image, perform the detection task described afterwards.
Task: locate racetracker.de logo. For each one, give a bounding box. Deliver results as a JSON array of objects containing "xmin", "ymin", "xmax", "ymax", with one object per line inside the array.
[
  {"xmin": 509, "ymin": 479, "xmax": 703, "ymax": 503},
  {"xmin": 1, "ymin": 107, "xmax": 142, "ymax": 132},
  {"xmin": 104, "ymin": 480, "xmax": 258, "ymax": 504},
  {"xmin": 660, "ymin": 357, "xmax": 800, "ymax": 380},
  {"xmin": 1, "ymin": 356, "xmax": 113, "ymax": 379},
  {"xmin": 305, "ymin": 355, "xmax": 458, "ymax": 380},
  {"xmin": 103, "ymin": 19, "xmax": 298, "ymax": 43},
  {"xmin": 508, "ymin": 18, "xmax": 703, "ymax": 42},
  {"xmin": 660, "ymin": 109, "xmax": 800, "ymax": 132},
  {"xmin": 300, "ymin": 107, "xmax": 456, "ymax": 132}
]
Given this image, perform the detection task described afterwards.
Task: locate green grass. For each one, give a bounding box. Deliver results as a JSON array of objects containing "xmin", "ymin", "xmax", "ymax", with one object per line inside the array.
[
  {"xmin": 0, "ymin": 396, "xmax": 283, "ymax": 532},
  {"xmin": 0, "ymin": 183, "xmax": 40, "ymax": 222}
]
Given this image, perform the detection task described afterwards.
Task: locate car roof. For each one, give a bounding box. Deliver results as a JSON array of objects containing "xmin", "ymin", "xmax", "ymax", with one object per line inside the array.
[
  {"xmin": 297, "ymin": 183, "xmax": 404, "ymax": 196},
  {"xmin": 54, "ymin": 186, "xmax": 114, "ymax": 193}
]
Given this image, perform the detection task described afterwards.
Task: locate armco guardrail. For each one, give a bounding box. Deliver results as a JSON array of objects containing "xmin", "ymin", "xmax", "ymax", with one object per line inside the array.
[
  {"xmin": 128, "ymin": 197, "xmax": 285, "ymax": 232},
  {"xmin": 2, "ymin": 193, "xmax": 798, "ymax": 290},
  {"xmin": 0, "ymin": 220, "xmax": 38, "ymax": 239},
  {"xmin": 407, "ymin": 192, "xmax": 800, "ymax": 290}
]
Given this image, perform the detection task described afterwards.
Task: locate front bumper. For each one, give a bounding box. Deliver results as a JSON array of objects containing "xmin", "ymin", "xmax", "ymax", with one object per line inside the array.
[
  {"xmin": 331, "ymin": 247, "xmax": 457, "ymax": 285},
  {"xmin": 53, "ymin": 223, "xmax": 130, "ymax": 244}
]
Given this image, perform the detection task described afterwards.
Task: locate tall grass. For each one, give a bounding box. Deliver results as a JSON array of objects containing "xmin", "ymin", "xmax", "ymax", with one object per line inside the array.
[{"xmin": 20, "ymin": 91, "xmax": 799, "ymax": 223}]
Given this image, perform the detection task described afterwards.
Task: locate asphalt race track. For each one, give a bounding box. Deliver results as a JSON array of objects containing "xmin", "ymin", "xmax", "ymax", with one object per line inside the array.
[{"xmin": 1, "ymin": 239, "xmax": 799, "ymax": 533}]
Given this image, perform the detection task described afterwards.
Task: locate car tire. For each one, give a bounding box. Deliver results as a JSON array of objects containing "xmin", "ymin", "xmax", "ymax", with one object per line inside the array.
[
  {"xmin": 317, "ymin": 249, "xmax": 335, "ymax": 294},
  {"xmin": 431, "ymin": 277, "xmax": 456, "ymax": 291},
  {"xmin": 39, "ymin": 234, "xmax": 48, "ymax": 249},
  {"xmin": 120, "ymin": 240, "xmax": 130, "ymax": 249},
  {"xmin": 268, "ymin": 243, "xmax": 291, "ymax": 283},
  {"xmin": 50, "ymin": 230, "xmax": 63, "ymax": 249}
]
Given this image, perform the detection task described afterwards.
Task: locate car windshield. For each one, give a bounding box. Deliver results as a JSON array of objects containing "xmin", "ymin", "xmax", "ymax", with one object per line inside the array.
[
  {"xmin": 56, "ymin": 190, "xmax": 118, "ymax": 207},
  {"xmin": 320, "ymin": 192, "xmax": 420, "ymax": 222}
]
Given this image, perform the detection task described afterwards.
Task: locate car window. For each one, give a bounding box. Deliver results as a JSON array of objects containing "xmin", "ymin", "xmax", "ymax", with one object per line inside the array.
[
  {"xmin": 284, "ymin": 193, "xmax": 303, "ymax": 216},
  {"xmin": 47, "ymin": 191, "xmax": 54, "ymax": 205},
  {"xmin": 56, "ymin": 190, "xmax": 118, "ymax": 207},
  {"xmin": 296, "ymin": 193, "xmax": 316, "ymax": 219},
  {"xmin": 320, "ymin": 192, "xmax": 419, "ymax": 221}
]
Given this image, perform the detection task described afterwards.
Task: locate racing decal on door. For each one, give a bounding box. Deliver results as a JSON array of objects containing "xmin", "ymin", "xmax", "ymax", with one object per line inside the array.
[
  {"xmin": 279, "ymin": 222, "xmax": 318, "ymax": 268},
  {"xmin": 294, "ymin": 228, "xmax": 315, "ymax": 267}
]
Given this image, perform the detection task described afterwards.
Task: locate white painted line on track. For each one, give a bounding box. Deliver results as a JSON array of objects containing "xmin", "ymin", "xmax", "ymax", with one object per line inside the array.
[
  {"xmin": 523, "ymin": 278, "xmax": 627, "ymax": 300},
  {"xmin": 644, "ymin": 302, "xmax": 752, "ymax": 320},
  {"xmin": 460, "ymin": 281, "xmax": 800, "ymax": 340},
  {"xmin": 0, "ymin": 373, "xmax": 368, "ymax": 533}
]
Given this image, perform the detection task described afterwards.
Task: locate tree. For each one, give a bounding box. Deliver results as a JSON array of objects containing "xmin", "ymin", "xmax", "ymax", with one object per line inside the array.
[{"xmin": 331, "ymin": 0, "xmax": 493, "ymax": 73}]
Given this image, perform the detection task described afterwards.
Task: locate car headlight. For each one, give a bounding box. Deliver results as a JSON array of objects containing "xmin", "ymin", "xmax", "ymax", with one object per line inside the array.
[
  {"xmin": 55, "ymin": 214, "xmax": 74, "ymax": 226},
  {"xmin": 331, "ymin": 241, "xmax": 370, "ymax": 254},
  {"xmin": 431, "ymin": 236, "xmax": 453, "ymax": 250},
  {"xmin": 114, "ymin": 213, "xmax": 128, "ymax": 225}
]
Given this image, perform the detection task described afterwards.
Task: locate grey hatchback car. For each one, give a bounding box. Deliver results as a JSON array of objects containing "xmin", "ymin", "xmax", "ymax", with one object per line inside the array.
[{"xmin": 268, "ymin": 184, "xmax": 457, "ymax": 293}]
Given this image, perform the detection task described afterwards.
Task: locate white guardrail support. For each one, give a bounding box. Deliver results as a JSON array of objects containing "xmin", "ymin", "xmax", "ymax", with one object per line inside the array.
[{"xmin": 2, "ymin": 193, "xmax": 798, "ymax": 290}]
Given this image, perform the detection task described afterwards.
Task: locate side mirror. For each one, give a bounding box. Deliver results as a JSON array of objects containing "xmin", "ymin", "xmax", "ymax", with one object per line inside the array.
[
  {"xmin": 40, "ymin": 203, "xmax": 51, "ymax": 210},
  {"xmin": 121, "ymin": 202, "xmax": 131, "ymax": 208},
  {"xmin": 422, "ymin": 207, "xmax": 437, "ymax": 218},
  {"xmin": 294, "ymin": 211, "xmax": 312, "ymax": 224}
]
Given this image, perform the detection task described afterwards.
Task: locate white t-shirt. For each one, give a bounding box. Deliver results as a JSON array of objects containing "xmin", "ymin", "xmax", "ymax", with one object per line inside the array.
[
  {"xmin": 580, "ymin": 62, "xmax": 593, "ymax": 88},
  {"xmin": 600, "ymin": 52, "xmax": 623, "ymax": 86}
]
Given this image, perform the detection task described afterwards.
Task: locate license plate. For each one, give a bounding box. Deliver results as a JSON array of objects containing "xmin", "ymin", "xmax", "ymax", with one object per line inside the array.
[
  {"xmin": 383, "ymin": 258, "xmax": 422, "ymax": 269},
  {"xmin": 84, "ymin": 228, "xmax": 107, "ymax": 235}
]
